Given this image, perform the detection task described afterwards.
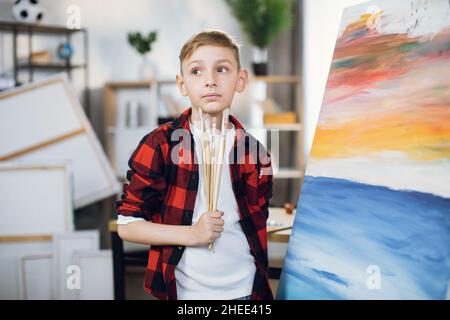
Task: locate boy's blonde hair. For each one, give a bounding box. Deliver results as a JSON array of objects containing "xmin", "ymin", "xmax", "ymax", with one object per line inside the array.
[{"xmin": 179, "ymin": 29, "xmax": 241, "ymax": 72}]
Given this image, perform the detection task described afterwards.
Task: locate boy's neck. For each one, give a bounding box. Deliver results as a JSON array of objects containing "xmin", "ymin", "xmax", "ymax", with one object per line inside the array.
[{"xmin": 190, "ymin": 106, "xmax": 232, "ymax": 131}]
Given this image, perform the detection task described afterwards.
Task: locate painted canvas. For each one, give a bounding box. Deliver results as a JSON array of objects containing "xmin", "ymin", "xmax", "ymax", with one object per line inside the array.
[{"xmin": 277, "ymin": 0, "xmax": 450, "ymax": 299}]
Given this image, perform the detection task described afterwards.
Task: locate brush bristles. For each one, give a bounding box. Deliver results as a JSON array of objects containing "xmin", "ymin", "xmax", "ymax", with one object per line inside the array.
[{"xmin": 198, "ymin": 108, "xmax": 229, "ymax": 254}]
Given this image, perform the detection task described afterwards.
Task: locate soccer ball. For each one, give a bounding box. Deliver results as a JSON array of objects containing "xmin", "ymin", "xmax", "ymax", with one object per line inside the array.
[{"xmin": 12, "ymin": 0, "xmax": 45, "ymax": 24}]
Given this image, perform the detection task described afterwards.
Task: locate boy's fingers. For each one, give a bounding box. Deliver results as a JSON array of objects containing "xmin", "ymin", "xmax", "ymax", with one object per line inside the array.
[
  {"xmin": 207, "ymin": 212, "xmax": 217, "ymax": 218},
  {"xmin": 209, "ymin": 211, "xmax": 223, "ymax": 218},
  {"xmin": 204, "ymin": 212, "xmax": 215, "ymax": 218}
]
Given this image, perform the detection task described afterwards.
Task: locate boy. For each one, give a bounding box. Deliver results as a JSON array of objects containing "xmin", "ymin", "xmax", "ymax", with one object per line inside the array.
[{"xmin": 116, "ymin": 30, "xmax": 273, "ymax": 300}]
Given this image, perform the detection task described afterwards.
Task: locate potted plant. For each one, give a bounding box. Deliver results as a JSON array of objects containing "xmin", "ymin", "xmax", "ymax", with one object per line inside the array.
[
  {"xmin": 127, "ymin": 30, "xmax": 158, "ymax": 80},
  {"xmin": 225, "ymin": 0, "xmax": 294, "ymax": 75}
]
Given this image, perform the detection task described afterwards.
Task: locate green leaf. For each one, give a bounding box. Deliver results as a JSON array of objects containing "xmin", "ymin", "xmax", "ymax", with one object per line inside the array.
[
  {"xmin": 127, "ymin": 30, "xmax": 159, "ymax": 55},
  {"xmin": 225, "ymin": 0, "xmax": 294, "ymax": 49}
]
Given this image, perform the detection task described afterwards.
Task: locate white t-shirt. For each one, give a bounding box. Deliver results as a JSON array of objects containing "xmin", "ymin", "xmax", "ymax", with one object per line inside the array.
[
  {"xmin": 118, "ymin": 119, "xmax": 256, "ymax": 300},
  {"xmin": 174, "ymin": 120, "xmax": 255, "ymax": 300}
]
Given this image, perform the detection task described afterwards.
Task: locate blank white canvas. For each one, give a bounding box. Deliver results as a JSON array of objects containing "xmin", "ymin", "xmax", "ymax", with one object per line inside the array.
[
  {"xmin": 0, "ymin": 163, "xmax": 73, "ymax": 237},
  {"xmin": 72, "ymin": 250, "xmax": 114, "ymax": 300},
  {"xmin": 0, "ymin": 82, "xmax": 82, "ymax": 158},
  {"xmin": 0, "ymin": 241, "xmax": 52, "ymax": 300},
  {"xmin": 19, "ymin": 254, "xmax": 53, "ymax": 300},
  {"xmin": 0, "ymin": 75, "xmax": 120, "ymax": 208},
  {"xmin": 52, "ymin": 231, "xmax": 99, "ymax": 300},
  {"xmin": 15, "ymin": 134, "xmax": 118, "ymax": 208}
]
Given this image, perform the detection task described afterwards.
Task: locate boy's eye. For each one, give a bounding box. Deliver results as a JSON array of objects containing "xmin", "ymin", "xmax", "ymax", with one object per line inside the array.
[
  {"xmin": 217, "ymin": 66, "xmax": 229, "ymax": 73},
  {"xmin": 191, "ymin": 68, "xmax": 201, "ymax": 75}
]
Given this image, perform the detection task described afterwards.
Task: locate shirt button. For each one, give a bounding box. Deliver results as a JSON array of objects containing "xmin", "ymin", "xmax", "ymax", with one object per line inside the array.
[{"xmin": 178, "ymin": 246, "xmax": 183, "ymax": 250}]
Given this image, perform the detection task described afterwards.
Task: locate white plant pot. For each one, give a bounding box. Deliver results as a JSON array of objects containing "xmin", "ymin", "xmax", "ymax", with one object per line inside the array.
[
  {"xmin": 139, "ymin": 55, "xmax": 158, "ymax": 80},
  {"xmin": 252, "ymin": 47, "xmax": 268, "ymax": 75}
]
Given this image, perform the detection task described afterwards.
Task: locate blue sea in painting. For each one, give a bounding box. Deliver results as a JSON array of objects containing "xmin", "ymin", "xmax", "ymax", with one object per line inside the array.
[{"xmin": 276, "ymin": 176, "xmax": 450, "ymax": 299}]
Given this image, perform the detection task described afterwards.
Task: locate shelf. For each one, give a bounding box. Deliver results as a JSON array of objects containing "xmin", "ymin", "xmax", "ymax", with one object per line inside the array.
[
  {"xmin": 1, "ymin": 20, "xmax": 90, "ymax": 115},
  {"xmin": 263, "ymin": 123, "xmax": 303, "ymax": 131},
  {"xmin": 252, "ymin": 75, "xmax": 300, "ymax": 84},
  {"xmin": 274, "ymin": 168, "xmax": 303, "ymax": 179},
  {"xmin": 105, "ymin": 79, "xmax": 177, "ymax": 89},
  {"xmin": 0, "ymin": 21, "xmax": 85, "ymax": 34},
  {"xmin": 17, "ymin": 63, "xmax": 87, "ymax": 70}
]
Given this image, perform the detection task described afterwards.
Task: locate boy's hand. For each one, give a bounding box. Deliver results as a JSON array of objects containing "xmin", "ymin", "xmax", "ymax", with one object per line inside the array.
[{"xmin": 189, "ymin": 211, "xmax": 224, "ymax": 246}]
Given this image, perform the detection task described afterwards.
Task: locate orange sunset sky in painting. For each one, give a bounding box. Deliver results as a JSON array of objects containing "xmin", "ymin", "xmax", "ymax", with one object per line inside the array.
[
  {"xmin": 306, "ymin": 1, "xmax": 450, "ymax": 198},
  {"xmin": 310, "ymin": 9, "xmax": 450, "ymax": 162}
]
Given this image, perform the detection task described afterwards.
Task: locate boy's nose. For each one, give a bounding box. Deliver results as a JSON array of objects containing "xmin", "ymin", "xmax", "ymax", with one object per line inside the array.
[{"xmin": 205, "ymin": 74, "xmax": 217, "ymax": 87}]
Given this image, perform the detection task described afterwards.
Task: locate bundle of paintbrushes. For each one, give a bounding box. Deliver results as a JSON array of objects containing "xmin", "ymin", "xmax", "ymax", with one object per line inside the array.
[{"xmin": 199, "ymin": 108, "xmax": 230, "ymax": 253}]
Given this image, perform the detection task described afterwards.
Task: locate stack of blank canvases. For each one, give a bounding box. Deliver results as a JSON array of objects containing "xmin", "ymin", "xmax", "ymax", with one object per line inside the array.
[{"xmin": 0, "ymin": 75, "xmax": 120, "ymax": 299}]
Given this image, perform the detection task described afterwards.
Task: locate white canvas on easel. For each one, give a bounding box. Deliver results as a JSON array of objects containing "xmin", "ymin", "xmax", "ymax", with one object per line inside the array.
[
  {"xmin": 18, "ymin": 253, "xmax": 53, "ymax": 300},
  {"xmin": 0, "ymin": 75, "xmax": 120, "ymax": 208},
  {"xmin": 0, "ymin": 162, "xmax": 73, "ymax": 237},
  {"xmin": 72, "ymin": 250, "xmax": 114, "ymax": 300},
  {"xmin": 52, "ymin": 231, "xmax": 99, "ymax": 300}
]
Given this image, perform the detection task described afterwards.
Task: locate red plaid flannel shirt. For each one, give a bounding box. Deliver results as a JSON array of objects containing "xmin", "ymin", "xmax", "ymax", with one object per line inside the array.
[{"xmin": 115, "ymin": 107, "xmax": 274, "ymax": 300}]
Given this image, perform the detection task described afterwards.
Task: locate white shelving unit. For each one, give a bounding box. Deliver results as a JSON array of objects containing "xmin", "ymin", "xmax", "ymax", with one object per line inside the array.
[
  {"xmin": 248, "ymin": 75, "xmax": 305, "ymax": 204},
  {"xmin": 103, "ymin": 80, "xmax": 178, "ymax": 178}
]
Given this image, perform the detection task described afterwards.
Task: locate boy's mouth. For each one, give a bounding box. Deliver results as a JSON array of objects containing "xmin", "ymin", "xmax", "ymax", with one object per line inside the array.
[{"xmin": 202, "ymin": 93, "xmax": 222, "ymax": 99}]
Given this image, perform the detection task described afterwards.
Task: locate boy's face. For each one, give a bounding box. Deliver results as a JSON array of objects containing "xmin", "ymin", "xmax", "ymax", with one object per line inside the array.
[{"xmin": 176, "ymin": 45, "xmax": 248, "ymax": 114}]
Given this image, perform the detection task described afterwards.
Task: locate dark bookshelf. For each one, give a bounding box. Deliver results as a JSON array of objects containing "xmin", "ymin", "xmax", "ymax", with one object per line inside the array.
[{"xmin": 0, "ymin": 20, "xmax": 91, "ymax": 116}]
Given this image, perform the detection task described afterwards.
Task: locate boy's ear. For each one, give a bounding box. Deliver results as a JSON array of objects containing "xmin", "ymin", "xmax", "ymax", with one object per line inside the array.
[
  {"xmin": 236, "ymin": 68, "xmax": 248, "ymax": 93},
  {"xmin": 176, "ymin": 73, "xmax": 189, "ymax": 96}
]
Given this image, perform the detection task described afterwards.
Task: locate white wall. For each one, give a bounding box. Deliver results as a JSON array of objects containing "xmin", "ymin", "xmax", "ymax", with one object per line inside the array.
[
  {"xmin": 302, "ymin": 0, "xmax": 368, "ymax": 162},
  {"xmin": 0, "ymin": 0, "xmax": 250, "ymax": 85},
  {"xmin": 0, "ymin": 0, "xmax": 255, "ymax": 129}
]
